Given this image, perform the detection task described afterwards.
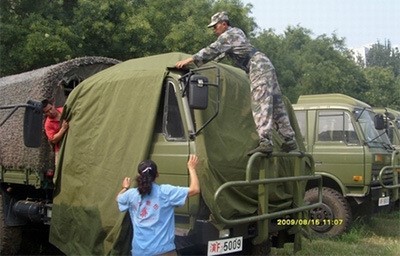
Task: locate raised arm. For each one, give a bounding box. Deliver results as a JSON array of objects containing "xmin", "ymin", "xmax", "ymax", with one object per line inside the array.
[{"xmin": 187, "ymin": 154, "xmax": 200, "ymax": 197}]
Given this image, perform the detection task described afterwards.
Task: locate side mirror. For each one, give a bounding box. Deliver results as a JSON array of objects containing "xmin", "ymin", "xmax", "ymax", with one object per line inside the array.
[
  {"xmin": 374, "ymin": 114, "xmax": 386, "ymax": 130},
  {"xmin": 24, "ymin": 100, "xmax": 43, "ymax": 148},
  {"xmin": 188, "ymin": 75, "xmax": 208, "ymax": 109}
]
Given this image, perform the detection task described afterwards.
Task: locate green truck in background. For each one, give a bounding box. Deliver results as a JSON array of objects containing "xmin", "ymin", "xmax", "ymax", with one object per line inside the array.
[
  {"xmin": 374, "ymin": 107, "xmax": 400, "ymax": 207},
  {"xmin": 1, "ymin": 53, "xmax": 322, "ymax": 255},
  {"xmin": 293, "ymin": 93, "xmax": 400, "ymax": 238}
]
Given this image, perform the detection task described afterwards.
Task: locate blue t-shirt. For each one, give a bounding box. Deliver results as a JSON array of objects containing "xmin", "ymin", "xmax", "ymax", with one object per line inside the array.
[{"xmin": 117, "ymin": 183, "xmax": 189, "ymax": 255}]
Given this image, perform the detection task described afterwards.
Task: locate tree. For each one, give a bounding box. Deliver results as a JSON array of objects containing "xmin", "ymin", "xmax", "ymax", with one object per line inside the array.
[
  {"xmin": 165, "ymin": 0, "xmax": 256, "ymax": 54},
  {"xmin": 355, "ymin": 41, "xmax": 400, "ymax": 109},
  {"xmin": 1, "ymin": 0, "xmax": 396, "ymax": 111},
  {"xmin": 362, "ymin": 67, "xmax": 400, "ymax": 109},
  {"xmin": 0, "ymin": 0, "xmax": 256, "ymax": 76},
  {"xmin": 252, "ymin": 26, "xmax": 367, "ymax": 103},
  {"xmin": 0, "ymin": 0, "xmax": 74, "ymax": 75},
  {"xmin": 366, "ymin": 40, "xmax": 400, "ymax": 77}
]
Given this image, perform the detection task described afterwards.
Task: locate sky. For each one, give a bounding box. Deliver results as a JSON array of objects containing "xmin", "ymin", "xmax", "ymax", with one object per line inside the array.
[{"xmin": 242, "ymin": 0, "xmax": 399, "ymax": 49}]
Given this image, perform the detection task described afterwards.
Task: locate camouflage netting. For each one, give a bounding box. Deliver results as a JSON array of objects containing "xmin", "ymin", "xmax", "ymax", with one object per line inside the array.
[{"xmin": 0, "ymin": 56, "xmax": 120, "ymax": 172}]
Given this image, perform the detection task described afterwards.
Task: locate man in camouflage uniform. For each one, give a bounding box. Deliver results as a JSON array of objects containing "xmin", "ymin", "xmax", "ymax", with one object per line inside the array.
[{"xmin": 176, "ymin": 11, "xmax": 297, "ymax": 155}]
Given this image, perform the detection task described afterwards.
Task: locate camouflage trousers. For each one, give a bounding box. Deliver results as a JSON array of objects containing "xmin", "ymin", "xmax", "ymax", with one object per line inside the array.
[{"xmin": 248, "ymin": 52, "xmax": 295, "ymax": 142}]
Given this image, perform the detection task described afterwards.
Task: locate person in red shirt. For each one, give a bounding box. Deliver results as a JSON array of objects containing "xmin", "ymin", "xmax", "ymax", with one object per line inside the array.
[{"xmin": 41, "ymin": 99, "xmax": 69, "ymax": 165}]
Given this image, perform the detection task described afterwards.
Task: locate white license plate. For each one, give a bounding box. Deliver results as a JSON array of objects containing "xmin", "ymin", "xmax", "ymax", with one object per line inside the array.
[
  {"xmin": 378, "ymin": 196, "xmax": 390, "ymax": 206},
  {"xmin": 207, "ymin": 236, "xmax": 243, "ymax": 256}
]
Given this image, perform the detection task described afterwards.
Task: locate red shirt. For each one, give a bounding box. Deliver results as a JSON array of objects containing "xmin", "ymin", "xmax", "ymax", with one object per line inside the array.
[{"xmin": 44, "ymin": 107, "xmax": 63, "ymax": 152}]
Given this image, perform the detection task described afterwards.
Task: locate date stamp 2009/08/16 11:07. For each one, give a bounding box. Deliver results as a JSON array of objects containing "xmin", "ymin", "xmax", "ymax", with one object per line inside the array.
[{"xmin": 277, "ymin": 218, "xmax": 344, "ymax": 226}]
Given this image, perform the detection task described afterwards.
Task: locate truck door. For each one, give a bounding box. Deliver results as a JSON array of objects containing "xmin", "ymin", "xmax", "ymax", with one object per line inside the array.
[
  {"xmin": 149, "ymin": 78, "xmax": 190, "ymax": 214},
  {"xmin": 313, "ymin": 110, "xmax": 365, "ymax": 188}
]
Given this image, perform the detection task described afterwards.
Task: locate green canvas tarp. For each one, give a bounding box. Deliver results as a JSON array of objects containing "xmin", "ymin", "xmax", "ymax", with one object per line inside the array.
[{"xmin": 49, "ymin": 52, "xmax": 310, "ymax": 255}]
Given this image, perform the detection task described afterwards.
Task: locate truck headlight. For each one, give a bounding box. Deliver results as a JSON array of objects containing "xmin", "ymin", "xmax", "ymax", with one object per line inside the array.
[{"xmin": 219, "ymin": 229, "xmax": 230, "ymax": 238}]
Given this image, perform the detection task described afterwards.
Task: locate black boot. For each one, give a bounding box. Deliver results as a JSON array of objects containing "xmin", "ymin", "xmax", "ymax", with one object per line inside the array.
[
  {"xmin": 281, "ymin": 138, "xmax": 297, "ymax": 152},
  {"xmin": 247, "ymin": 140, "xmax": 273, "ymax": 156}
]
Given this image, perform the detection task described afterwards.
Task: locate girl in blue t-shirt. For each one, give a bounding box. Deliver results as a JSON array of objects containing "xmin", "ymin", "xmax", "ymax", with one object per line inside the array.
[{"xmin": 117, "ymin": 155, "xmax": 200, "ymax": 256}]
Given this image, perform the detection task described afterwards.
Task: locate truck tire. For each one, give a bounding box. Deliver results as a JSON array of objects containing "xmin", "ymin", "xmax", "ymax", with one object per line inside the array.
[
  {"xmin": 0, "ymin": 193, "xmax": 22, "ymax": 255},
  {"xmin": 304, "ymin": 187, "xmax": 352, "ymax": 238}
]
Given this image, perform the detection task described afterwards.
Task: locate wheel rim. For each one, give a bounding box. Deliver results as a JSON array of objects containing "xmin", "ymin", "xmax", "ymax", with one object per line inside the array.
[{"xmin": 309, "ymin": 203, "xmax": 334, "ymax": 233}]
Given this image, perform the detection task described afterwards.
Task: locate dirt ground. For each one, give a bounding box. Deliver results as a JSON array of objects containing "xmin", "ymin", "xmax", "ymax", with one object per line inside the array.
[{"xmin": 17, "ymin": 224, "xmax": 64, "ymax": 255}]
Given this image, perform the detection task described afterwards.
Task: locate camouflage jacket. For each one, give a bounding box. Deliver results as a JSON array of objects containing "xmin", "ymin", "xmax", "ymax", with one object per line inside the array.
[{"xmin": 193, "ymin": 26, "xmax": 257, "ymax": 72}]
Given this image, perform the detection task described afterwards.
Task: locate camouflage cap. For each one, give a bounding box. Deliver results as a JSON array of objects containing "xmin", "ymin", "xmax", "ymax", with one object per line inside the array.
[{"xmin": 207, "ymin": 11, "xmax": 229, "ymax": 28}]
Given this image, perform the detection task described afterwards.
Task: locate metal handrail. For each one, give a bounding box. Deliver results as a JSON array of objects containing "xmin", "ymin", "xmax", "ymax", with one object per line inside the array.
[
  {"xmin": 378, "ymin": 149, "xmax": 400, "ymax": 189},
  {"xmin": 213, "ymin": 151, "xmax": 323, "ymax": 226}
]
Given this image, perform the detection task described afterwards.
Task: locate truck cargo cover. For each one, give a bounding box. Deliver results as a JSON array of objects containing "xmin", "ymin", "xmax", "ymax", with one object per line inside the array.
[{"xmin": 49, "ymin": 52, "xmax": 310, "ymax": 255}]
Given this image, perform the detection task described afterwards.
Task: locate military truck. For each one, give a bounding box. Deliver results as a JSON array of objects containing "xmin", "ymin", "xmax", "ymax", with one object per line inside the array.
[
  {"xmin": 1, "ymin": 53, "xmax": 322, "ymax": 255},
  {"xmin": 293, "ymin": 94, "xmax": 400, "ymax": 238},
  {"xmin": 0, "ymin": 56, "xmax": 120, "ymax": 254}
]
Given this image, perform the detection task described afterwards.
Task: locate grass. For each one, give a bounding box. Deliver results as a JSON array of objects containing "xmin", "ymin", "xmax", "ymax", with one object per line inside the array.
[{"xmin": 270, "ymin": 210, "xmax": 400, "ymax": 256}]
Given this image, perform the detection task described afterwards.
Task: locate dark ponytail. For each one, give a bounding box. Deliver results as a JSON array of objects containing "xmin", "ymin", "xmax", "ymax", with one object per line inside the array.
[{"xmin": 136, "ymin": 160, "xmax": 158, "ymax": 196}]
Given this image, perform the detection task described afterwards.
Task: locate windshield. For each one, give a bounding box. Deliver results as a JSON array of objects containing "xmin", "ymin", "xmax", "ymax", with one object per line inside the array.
[{"xmin": 354, "ymin": 108, "xmax": 391, "ymax": 147}]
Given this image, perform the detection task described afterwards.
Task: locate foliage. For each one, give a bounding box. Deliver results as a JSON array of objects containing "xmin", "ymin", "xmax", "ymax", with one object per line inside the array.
[
  {"xmin": 361, "ymin": 40, "xmax": 400, "ymax": 109},
  {"xmin": 0, "ymin": 0, "xmax": 398, "ymax": 110},
  {"xmin": 363, "ymin": 67, "xmax": 400, "ymax": 109},
  {"xmin": 0, "ymin": 0, "xmax": 255, "ymax": 76},
  {"xmin": 0, "ymin": 0, "xmax": 74, "ymax": 74},
  {"xmin": 252, "ymin": 26, "xmax": 367, "ymax": 103},
  {"xmin": 366, "ymin": 40, "xmax": 400, "ymax": 77}
]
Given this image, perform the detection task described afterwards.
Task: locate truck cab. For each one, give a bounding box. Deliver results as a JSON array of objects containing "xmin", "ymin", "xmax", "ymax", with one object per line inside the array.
[{"xmin": 293, "ymin": 93, "xmax": 399, "ymax": 238}]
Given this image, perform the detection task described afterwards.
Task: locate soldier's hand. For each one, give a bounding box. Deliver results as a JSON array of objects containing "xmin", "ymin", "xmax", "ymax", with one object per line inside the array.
[{"xmin": 175, "ymin": 57, "xmax": 194, "ymax": 69}]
